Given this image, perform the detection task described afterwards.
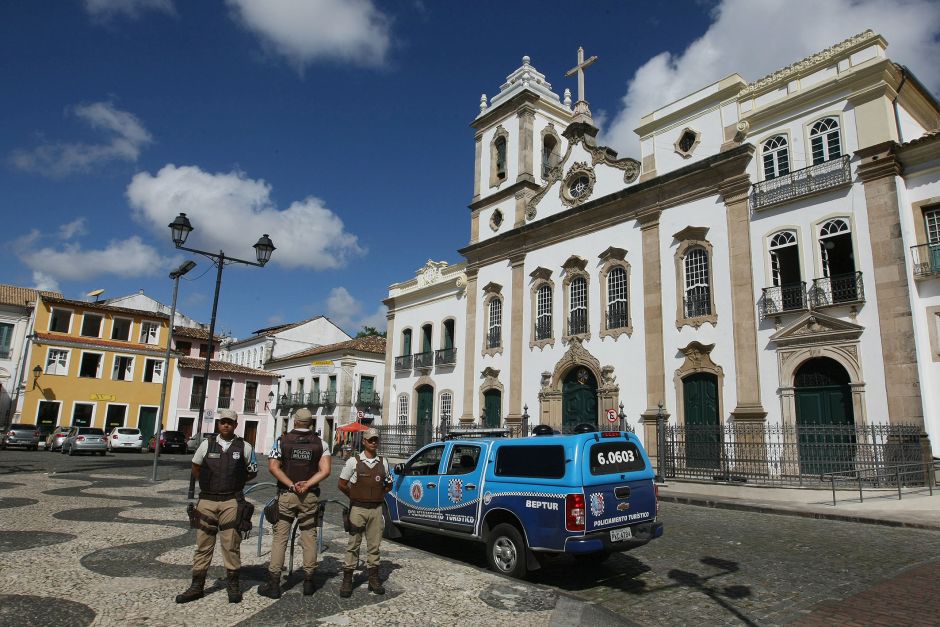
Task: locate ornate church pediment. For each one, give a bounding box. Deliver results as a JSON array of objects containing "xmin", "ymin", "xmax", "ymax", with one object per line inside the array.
[
  {"xmin": 561, "ymin": 255, "xmax": 588, "ymax": 273},
  {"xmin": 529, "ymin": 266, "xmax": 552, "ymax": 281},
  {"xmin": 415, "ymin": 260, "xmax": 449, "ymax": 287},
  {"xmin": 769, "ymin": 311, "xmax": 864, "ymax": 348}
]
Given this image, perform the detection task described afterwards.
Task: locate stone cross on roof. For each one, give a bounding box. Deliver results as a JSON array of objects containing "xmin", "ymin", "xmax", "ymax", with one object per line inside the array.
[{"xmin": 565, "ymin": 46, "xmax": 598, "ymax": 104}]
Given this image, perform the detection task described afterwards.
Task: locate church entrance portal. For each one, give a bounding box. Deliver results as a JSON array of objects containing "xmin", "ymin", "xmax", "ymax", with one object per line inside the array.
[
  {"xmin": 483, "ymin": 389, "xmax": 501, "ymax": 428},
  {"xmin": 794, "ymin": 357, "xmax": 855, "ymax": 475},
  {"xmin": 682, "ymin": 372, "xmax": 720, "ymax": 469},
  {"xmin": 562, "ymin": 367, "xmax": 597, "ymax": 432}
]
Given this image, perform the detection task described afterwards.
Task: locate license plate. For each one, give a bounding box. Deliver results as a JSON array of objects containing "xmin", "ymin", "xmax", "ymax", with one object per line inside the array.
[
  {"xmin": 122, "ymin": 443, "xmax": 134, "ymax": 446},
  {"xmin": 610, "ymin": 527, "xmax": 632, "ymax": 542}
]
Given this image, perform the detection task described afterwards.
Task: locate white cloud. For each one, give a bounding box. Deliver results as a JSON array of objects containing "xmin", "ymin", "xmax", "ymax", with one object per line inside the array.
[
  {"xmin": 10, "ymin": 102, "xmax": 153, "ymax": 177},
  {"xmin": 83, "ymin": 0, "xmax": 175, "ymax": 20},
  {"xmin": 226, "ymin": 0, "xmax": 391, "ymax": 69},
  {"xmin": 126, "ymin": 164, "xmax": 365, "ymax": 270},
  {"xmin": 58, "ymin": 217, "xmax": 88, "ymax": 240},
  {"xmin": 325, "ymin": 286, "xmax": 387, "ymax": 334},
  {"xmin": 601, "ymin": 0, "xmax": 940, "ymax": 156},
  {"xmin": 32, "ymin": 271, "xmax": 60, "ymax": 293},
  {"xmin": 13, "ymin": 231, "xmax": 173, "ymax": 283}
]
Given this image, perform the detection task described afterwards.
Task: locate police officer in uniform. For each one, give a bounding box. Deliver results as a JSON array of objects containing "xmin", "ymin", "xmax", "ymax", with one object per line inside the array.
[
  {"xmin": 337, "ymin": 427, "xmax": 391, "ymax": 598},
  {"xmin": 176, "ymin": 408, "xmax": 258, "ymax": 604},
  {"xmin": 258, "ymin": 407, "xmax": 331, "ymax": 598}
]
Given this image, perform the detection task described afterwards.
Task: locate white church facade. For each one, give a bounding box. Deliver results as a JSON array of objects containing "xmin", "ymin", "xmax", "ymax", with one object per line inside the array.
[{"xmin": 383, "ymin": 31, "xmax": 940, "ymax": 467}]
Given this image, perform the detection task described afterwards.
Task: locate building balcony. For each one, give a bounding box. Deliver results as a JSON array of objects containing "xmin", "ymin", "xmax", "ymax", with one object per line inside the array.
[
  {"xmin": 568, "ymin": 311, "xmax": 588, "ymax": 335},
  {"xmin": 413, "ymin": 351, "xmax": 434, "ymax": 369},
  {"xmin": 683, "ymin": 292, "xmax": 712, "ymax": 319},
  {"xmin": 394, "ymin": 355, "xmax": 412, "ymax": 371},
  {"xmin": 435, "ymin": 347, "xmax": 457, "ymax": 366},
  {"xmin": 243, "ymin": 398, "xmax": 257, "ymax": 414},
  {"xmin": 357, "ymin": 390, "xmax": 381, "ymax": 406},
  {"xmin": 809, "ymin": 272, "xmax": 864, "ymax": 308},
  {"xmin": 751, "ymin": 155, "xmax": 851, "ymax": 211},
  {"xmin": 217, "ymin": 396, "xmax": 232, "ymax": 409},
  {"xmin": 321, "ymin": 391, "xmax": 337, "ymax": 405},
  {"xmin": 534, "ymin": 319, "xmax": 552, "ymax": 340},
  {"xmin": 606, "ymin": 308, "xmax": 629, "ymax": 330},
  {"xmin": 911, "ymin": 243, "xmax": 940, "ymax": 279},
  {"xmin": 759, "ymin": 282, "xmax": 808, "ymax": 319},
  {"xmin": 189, "ymin": 394, "xmax": 203, "ymax": 410},
  {"xmin": 486, "ymin": 329, "xmax": 501, "ymax": 349}
]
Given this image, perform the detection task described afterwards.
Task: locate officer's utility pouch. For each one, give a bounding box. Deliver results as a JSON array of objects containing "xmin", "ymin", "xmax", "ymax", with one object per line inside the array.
[
  {"xmin": 342, "ymin": 505, "xmax": 352, "ymax": 533},
  {"xmin": 263, "ymin": 495, "xmax": 279, "ymax": 526},
  {"xmin": 235, "ymin": 494, "xmax": 255, "ymax": 540},
  {"xmin": 186, "ymin": 503, "xmax": 198, "ymax": 529}
]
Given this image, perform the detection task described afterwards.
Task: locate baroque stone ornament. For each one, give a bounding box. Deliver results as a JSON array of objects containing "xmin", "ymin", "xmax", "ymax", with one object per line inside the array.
[
  {"xmin": 560, "ymin": 162, "xmax": 596, "ymax": 207},
  {"xmin": 416, "ymin": 260, "xmax": 449, "ymax": 287},
  {"xmin": 601, "ymin": 365, "xmax": 616, "ymax": 385}
]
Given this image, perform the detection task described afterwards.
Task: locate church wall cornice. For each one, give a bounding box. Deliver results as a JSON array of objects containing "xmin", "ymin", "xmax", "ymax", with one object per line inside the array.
[{"xmin": 459, "ymin": 143, "xmax": 755, "ymax": 268}]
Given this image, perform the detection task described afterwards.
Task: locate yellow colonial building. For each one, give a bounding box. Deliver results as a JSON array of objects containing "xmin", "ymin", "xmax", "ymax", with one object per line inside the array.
[{"xmin": 22, "ymin": 295, "xmax": 176, "ymax": 441}]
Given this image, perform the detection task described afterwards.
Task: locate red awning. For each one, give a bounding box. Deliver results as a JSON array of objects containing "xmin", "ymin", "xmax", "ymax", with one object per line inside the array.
[{"xmin": 336, "ymin": 421, "xmax": 369, "ymax": 433}]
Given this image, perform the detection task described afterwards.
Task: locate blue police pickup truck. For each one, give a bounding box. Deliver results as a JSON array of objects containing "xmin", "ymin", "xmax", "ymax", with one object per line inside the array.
[{"xmin": 383, "ymin": 426, "xmax": 663, "ymax": 579}]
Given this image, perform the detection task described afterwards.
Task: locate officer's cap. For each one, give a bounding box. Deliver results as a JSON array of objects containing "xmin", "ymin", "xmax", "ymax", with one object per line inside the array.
[
  {"xmin": 217, "ymin": 408, "xmax": 238, "ymax": 423},
  {"xmin": 293, "ymin": 408, "xmax": 314, "ymax": 425},
  {"xmin": 364, "ymin": 428, "xmax": 380, "ymax": 441}
]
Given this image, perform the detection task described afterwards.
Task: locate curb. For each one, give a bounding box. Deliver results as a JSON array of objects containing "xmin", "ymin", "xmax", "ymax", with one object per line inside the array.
[{"xmin": 658, "ymin": 493, "xmax": 940, "ymax": 532}]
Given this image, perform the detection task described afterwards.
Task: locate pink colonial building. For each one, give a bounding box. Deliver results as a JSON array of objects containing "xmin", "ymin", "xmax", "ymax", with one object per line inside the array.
[{"xmin": 170, "ymin": 326, "xmax": 279, "ymax": 454}]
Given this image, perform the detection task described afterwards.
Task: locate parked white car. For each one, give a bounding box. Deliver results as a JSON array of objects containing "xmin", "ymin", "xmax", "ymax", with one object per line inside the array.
[{"xmin": 107, "ymin": 427, "xmax": 143, "ymax": 453}]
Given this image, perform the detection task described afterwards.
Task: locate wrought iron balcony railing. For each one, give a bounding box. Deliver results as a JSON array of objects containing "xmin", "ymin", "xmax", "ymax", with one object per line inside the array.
[
  {"xmin": 568, "ymin": 310, "xmax": 588, "ymax": 335},
  {"xmin": 759, "ymin": 282, "xmax": 808, "ymax": 319},
  {"xmin": 394, "ymin": 354, "xmax": 412, "ymax": 371},
  {"xmin": 217, "ymin": 396, "xmax": 232, "ymax": 409},
  {"xmin": 321, "ymin": 391, "xmax": 337, "ymax": 405},
  {"xmin": 413, "ymin": 351, "xmax": 434, "ymax": 369},
  {"xmin": 189, "ymin": 394, "xmax": 203, "ymax": 410},
  {"xmin": 911, "ymin": 242, "xmax": 940, "ymax": 278},
  {"xmin": 535, "ymin": 319, "xmax": 552, "ymax": 340},
  {"xmin": 357, "ymin": 390, "xmax": 381, "ymax": 406},
  {"xmin": 683, "ymin": 291, "xmax": 712, "ymax": 319},
  {"xmin": 486, "ymin": 329, "xmax": 501, "ymax": 349},
  {"xmin": 435, "ymin": 347, "xmax": 457, "ymax": 366},
  {"xmin": 810, "ymin": 272, "xmax": 864, "ymax": 308},
  {"xmin": 242, "ymin": 398, "xmax": 257, "ymax": 414},
  {"xmin": 751, "ymin": 155, "xmax": 851, "ymax": 210},
  {"xmin": 606, "ymin": 305, "xmax": 629, "ymax": 330}
]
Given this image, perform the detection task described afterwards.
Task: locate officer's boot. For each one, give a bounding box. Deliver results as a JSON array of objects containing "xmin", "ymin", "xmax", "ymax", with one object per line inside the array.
[
  {"xmin": 303, "ymin": 571, "xmax": 316, "ymax": 596},
  {"xmin": 175, "ymin": 571, "xmax": 207, "ymax": 604},
  {"xmin": 339, "ymin": 568, "xmax": 354, "ymax": 598},
  {"xmin": 226, "ymin": 569, "xmax": 242, "ymax": 603},
  {"xmin": 257, "ymin": 571, "xmax": 282, "ymax": 599},
  {"xmin": 367, "ymin": 567, "xmax": 385, "ymax": 595}
]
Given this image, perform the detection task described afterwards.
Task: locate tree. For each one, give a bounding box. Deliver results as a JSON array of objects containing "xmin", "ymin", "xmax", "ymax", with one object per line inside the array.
[{"xmin": 355, "ymin": 325, "xmax": 386, "ymax": 338}]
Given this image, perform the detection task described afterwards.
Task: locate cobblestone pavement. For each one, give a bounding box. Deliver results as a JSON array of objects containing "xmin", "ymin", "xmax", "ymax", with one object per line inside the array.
[{"xmin": 2, "ymin": 450, "xmax": 938, "ymax": 626}]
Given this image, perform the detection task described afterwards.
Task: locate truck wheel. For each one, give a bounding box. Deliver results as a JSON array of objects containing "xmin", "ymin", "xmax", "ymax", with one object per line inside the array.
[{"xmin": 486, "ymin": 523, "xmax": 528, "ymax": 579}]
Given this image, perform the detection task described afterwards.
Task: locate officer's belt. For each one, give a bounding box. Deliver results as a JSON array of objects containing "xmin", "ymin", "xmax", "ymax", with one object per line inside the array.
[
  {"xmin": 199, "ymin": 492, "xmax": 237, "ymax": 501},
  {"xmin": 350, "ymin": 501, "xmax": 383, "ymax": 509}
]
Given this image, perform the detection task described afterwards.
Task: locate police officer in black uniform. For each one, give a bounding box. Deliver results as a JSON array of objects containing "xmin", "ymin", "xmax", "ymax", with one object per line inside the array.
[
  {"xmin": 258, "ymin": 407, "xmax": 331, "ymax": 598},
  {"xmin": 176, "ymin": 409, "xmax": 258, "ymax": 604}
]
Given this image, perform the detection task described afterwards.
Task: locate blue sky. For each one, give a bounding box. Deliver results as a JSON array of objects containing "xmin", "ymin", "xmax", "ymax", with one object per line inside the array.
[{"xmin": 2, "ymin": 0, "xmax": 938, "ymax": 340}]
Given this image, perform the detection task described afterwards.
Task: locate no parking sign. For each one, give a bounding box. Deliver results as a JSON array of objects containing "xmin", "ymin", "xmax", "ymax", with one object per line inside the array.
[{"xmin": 606, "ymin": 408, "xmax": 618, "ymax": 423}]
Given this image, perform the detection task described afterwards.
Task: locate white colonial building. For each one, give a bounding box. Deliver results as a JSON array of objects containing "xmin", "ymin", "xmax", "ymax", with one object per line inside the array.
[
  {"xmin": 384, "ymin": 31, "xmax": 940, "ymax": 466},
  {"xmin": 222, "ymin": 316, "xmax": 350, "ymax": 370}
]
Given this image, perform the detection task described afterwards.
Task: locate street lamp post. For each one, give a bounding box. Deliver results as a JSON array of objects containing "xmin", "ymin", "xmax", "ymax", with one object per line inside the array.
[
  {"xmin": 168, "ymin": 213, "xmax": 275, "ymax": 500},
  {"xmin": 152, "ymin": 260, "xmax": 197, "ymax": 482}
]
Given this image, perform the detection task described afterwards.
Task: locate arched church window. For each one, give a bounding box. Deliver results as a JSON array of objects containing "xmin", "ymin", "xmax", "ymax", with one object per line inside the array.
[
  {"xmin": 542, "ymin": 135, "xmax": 557, "ymax": 179},
  {"xmin": 810, "ymin": 117, "xmax": 841, "ymax": 165},
  {"xmin": 536, "ymin": 284, "xmax": 552, "ymax": 340},
  {"xmin": 762, "ymin": 135, "xmax": 790, "ymax": 180},
  {"xmin": 606, "ymin": 266, "xmax": 628, "ymax": 329},
  {"xmin": 568, "ymin": 277, "xmax": 587, "ymax": 335},
  {"xmin": 684, "ymin": 247, "xmax": 711, "ymax": 318},
  {"xmin": 487, "ymin": 298, "xmax": 502, "ymax": 349}
]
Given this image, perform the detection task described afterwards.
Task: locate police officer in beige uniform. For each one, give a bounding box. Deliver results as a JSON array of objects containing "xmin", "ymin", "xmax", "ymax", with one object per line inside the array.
[
  {"xmin": 176, "ymin": 408, "xmax": 258, "ymax": 604},
  {"xmin": 258, "ymin": 408, "xmax": 331, "ymax": 598},
  {"xmin": 337, "ymin": 427, "xmax": 391, "ymax": 598}
]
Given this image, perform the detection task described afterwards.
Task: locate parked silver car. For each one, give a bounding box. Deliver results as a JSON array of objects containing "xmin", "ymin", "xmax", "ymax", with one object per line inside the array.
[
  {"xmin": 46, "ymin": 426, "xmax": 71, "ymax": 452},
  {"xmin": 1, "ymin": 423, "xmax": 41, "ymax": 450},
  {"xmin": 62, "ymin": 427, "xmax": 108, "ymax": 456},
  {"xmin": 107, "ymin": 427, "xmax": 143, "ymax": 452}
]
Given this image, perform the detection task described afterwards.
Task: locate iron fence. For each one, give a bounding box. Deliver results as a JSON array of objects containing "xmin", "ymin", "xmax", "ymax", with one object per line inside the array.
[
  {"xmin": 751, "ymin": 155, "xmax": 851, "ymax": 210},
  {"xmin": 435, "ymin": 347, "xmax": 457, "ymax": 366},
  {"xmin": 809, "ymin": 272, "xmax": 864, "ymax": 307},
  {"xmin": 759, "ymin": 282, "xmax": 807, "ymax": 318},
  {"xmin": 659, "ymin": 422, "xmax": 930, "ymax": 487}
]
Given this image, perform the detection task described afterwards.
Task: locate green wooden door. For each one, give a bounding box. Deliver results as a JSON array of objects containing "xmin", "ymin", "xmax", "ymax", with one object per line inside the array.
[
  {"xmin": 683, "ymin": 372, "xmax": 720, "ymax": 469},
  {"xmin": 483, "ymin": 390, "xmax": 501, "ymax": 428},
  {"xmin": 138, "ymin": 406, "xmax": 158, "ymax": 442},
  {"xmin": 562, "ymin": 367, "xmax": 597, "ymax": 433},
  {"xmin": 794, "ymin": 357, "xmax": 855, "ymax": 476},
  {"xmin": 359, "ymin": 376, "xmax": 374, "ymax": 404},
  {"xmin": 416, "ymin": 385, "xmax": 434, "ymax": 445}
]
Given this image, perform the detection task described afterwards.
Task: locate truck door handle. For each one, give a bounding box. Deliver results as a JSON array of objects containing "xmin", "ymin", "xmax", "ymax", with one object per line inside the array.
[
  {"xmin": 466, "ymin": 484, "xmax": 476, "ymax": 490},
  {"xmin": 427, "ymin": 483, "xmax": 436, "ymax": 489}
]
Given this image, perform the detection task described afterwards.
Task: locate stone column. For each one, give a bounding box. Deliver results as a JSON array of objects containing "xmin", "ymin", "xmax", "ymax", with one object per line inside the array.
[
  {"xmin": 856, "ymin": 142, "xmax": 924, "ymax": 429},
  {"xmin": 339, "ymin": 357, "xmax": 356, "ymax": 423},
  {"xmin": 507, "ymin": 253, "xmax": 526, "ymax": 422},
  {"xmin": 638, "ymin": 211, "xmax": 670, "ymax": 462},
  {"xmin": 381, "ymin": 306, "xmax": 395, "ymax": 424},
  {"xmin": 516, "ymin": 107, "xmax": 535, "ymax": 184},
  {"xmin": 460, "ymin": 268, "xmax": 479, "ymax": 424}
]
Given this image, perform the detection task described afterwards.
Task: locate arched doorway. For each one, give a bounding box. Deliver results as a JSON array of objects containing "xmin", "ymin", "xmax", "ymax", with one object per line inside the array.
[
  {"xmin": 794, "ymin": 357, "xmax": 855, "ymax": 474},
  {"xmin": 562, "ymin": 367, "xmax": 597, "ymax": 432},
  {"xmin": 416, "ymin": 385, "xmax": 434, "ymax": 446},
  {"xmin": 682, "ymin": 372, "xmax": 720, "ymax": 469}
]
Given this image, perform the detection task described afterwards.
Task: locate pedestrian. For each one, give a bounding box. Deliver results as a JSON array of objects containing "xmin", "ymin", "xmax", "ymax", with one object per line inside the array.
[
  {"xmin": 176, "ymin": 409, "xmax": 258, "ymax": 604},
  {"xmin": 337, "ymin": 427, "xmax": 391, "ymax": 598},
  {"xmin": 258, "ymin": 408, "xmax": 331, "ymax": 598}
]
